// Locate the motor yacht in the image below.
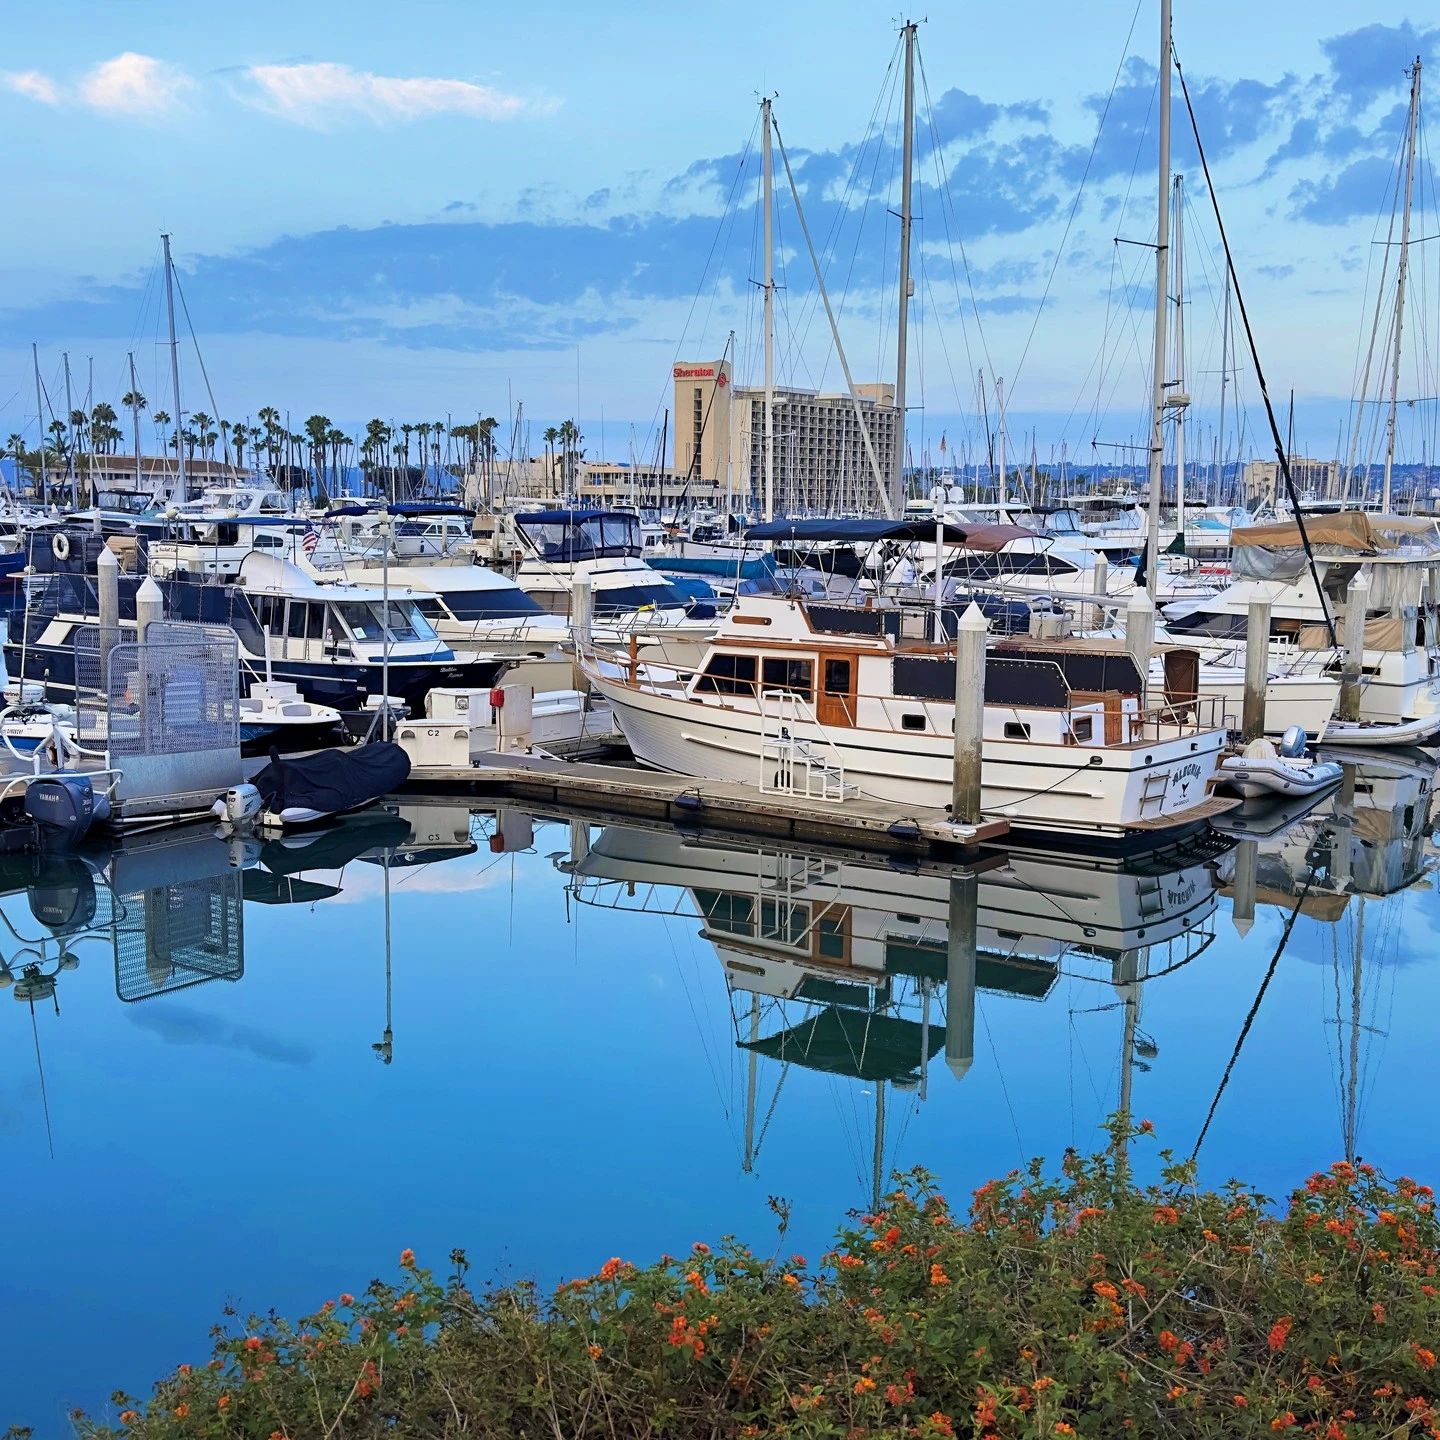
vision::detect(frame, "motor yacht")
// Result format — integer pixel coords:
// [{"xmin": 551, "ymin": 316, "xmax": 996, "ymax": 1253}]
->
[{"xmin": 582, "ymin": 593, "xmax": 1231, "ymax": 843}]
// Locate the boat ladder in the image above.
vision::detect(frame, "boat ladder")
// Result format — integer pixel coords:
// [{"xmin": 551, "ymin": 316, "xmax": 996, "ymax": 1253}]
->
[{"xmin": 760, "ymin": 691, "xmax": 856, "ymax": 804}]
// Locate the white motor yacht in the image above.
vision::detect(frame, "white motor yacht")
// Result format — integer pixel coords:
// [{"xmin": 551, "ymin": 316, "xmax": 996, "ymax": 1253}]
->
[{"xmin": 582, "ymin": 594, "xmax": 1231, "ymax": 842}]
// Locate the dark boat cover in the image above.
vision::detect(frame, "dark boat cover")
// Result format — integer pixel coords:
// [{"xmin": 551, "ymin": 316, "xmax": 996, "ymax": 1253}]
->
[{"xmin": 251, "ymin": 742, "xmax": 411, "ymax": 821}]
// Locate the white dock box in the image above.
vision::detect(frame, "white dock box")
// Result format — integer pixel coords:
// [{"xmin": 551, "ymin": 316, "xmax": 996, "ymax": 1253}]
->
[{"xmin": 428, "ymin": 688, "xmax": 497, "ymax": 725}]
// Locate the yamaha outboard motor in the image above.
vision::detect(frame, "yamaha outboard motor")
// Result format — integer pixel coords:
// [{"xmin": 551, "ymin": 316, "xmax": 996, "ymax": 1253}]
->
[{"xmin": 24, "ymin": 775, "xmax": 105, "ymax": 848}]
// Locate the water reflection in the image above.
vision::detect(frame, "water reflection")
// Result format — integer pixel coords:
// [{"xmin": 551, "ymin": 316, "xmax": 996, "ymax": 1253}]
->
[{"xmin": 1, "ymin": 752, "xmax": 1437, "ymax": 1436}]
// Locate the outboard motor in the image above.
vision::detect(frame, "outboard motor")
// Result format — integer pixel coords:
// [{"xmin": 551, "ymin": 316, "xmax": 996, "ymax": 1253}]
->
[
  {"xmin": 24, "ymin": 775, "xmax": 103, "ymax": 848},
  {"xmin": 1278, "ymin": 725, "xmax": 1309, "ymax": 759},
  {"xmin": 27, "ymin": 853, "xmax": 98, "ymax": 935}
]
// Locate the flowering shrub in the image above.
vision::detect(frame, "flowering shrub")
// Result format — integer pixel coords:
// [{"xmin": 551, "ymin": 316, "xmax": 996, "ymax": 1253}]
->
[{"xmin": 70, "ymin": 1122, "xmax": 1439, "ymax": 1438}]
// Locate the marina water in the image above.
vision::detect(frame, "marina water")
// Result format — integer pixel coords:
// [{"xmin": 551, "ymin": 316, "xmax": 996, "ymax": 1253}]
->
[{"xmin": 3, "ymin": 785, "xmax": 1439, "ymax": 1433}]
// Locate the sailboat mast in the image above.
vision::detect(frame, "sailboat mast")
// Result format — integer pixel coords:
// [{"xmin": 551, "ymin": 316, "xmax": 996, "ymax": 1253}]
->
[
  {"xmin": 1173, "ymin": 173, "xmax": 1187, "ymax": 541},
  {"xmin": 63, "ymin": 352, "xmax": 76, "ymax": 509},
  {"xmin": 1382, "ymin": 58, "xmax": 1422, "ymax": 515},
  {"xmin": 1144, "ymin": 0, "xmax": 1173, "ymax": 592},
  {"xmin": 997, "ymin": 377, "xmax": 1007, "ymax": 505},
  {"xmin": 32, "ymin": 343, "xmax": 48, "ymax": 503},
  {"xmin": 129, "ymin": 352, "xmax": 142, "ymax": 494},
  {"xmin": 162, "ymin": 232, "xmax": 187, "ymax": 504},
  {"xmin": 893, "ymin": 21, "xmax": 917, "ymax": 517},
  {"xmin": 762, "ymin": 97, "xmax": 776, "ymax": 523},
  {"xmin": 1218, "ymin": 275, "xmax": 1230, "ymax": 503}
]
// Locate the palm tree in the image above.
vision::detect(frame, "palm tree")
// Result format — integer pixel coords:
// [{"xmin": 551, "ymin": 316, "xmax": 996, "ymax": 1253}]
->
[
  {"xmin": 257, "ymin": 406, "xmax": 281, "ymax": 477},
  {"xmin": 542, "ymin": 426, "xmax": 559, "ymax": 495}
]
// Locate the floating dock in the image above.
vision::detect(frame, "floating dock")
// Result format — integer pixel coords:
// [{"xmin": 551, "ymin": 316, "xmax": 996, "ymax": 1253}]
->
[{"xmin": 405, "ymin": 751, "xmax": 1011, "ymax": 853}]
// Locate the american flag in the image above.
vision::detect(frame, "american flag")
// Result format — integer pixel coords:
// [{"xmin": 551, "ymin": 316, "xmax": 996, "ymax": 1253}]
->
[{"xmin": 301, "ymin": 526, "xmax": 320, "ymax": 554}]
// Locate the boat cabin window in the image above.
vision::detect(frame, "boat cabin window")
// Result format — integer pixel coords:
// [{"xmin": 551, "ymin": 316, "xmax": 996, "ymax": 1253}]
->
[
  {"xmin": 823, "ymin": 658, "xmax": 852, "ymax": 696},
  {"xmin": 1003, "ymin": 721, "xmax": 1032, "ymax": 741},
  {"xmin": 696, "ymin": 652, "xmax": 757, "ymax": 694},
  {"xmin": 429, "ymin": 587, "xmax": 543, "ymax": 621},
  {"xmin": 253, "ymin": 532, "xmax": 286, "ymax": 550},
  {"xmin": 593, "ymin": 581, "xmax": 684, "ymax": 614},
  {"xmin": 762, "ymin": 657, "xmax": 814, "ymax": 698},
  {"xmin": 252, "ymin": 594, "xmax": 284, "ymax": 634},
  {"xmin": 901, "ymin": 713, "xmax": 927, "ymax": 731},
  {"xmin": 286, "ymin": 600, "xmax": 328, "ymax": 641},
  {"xmin": 1071, "ymin": 717, "xmax": 1093, "ymax": 742},
  {"xmin": 336, "ymin": 600, "xmax": 438, "ymax": 644}
]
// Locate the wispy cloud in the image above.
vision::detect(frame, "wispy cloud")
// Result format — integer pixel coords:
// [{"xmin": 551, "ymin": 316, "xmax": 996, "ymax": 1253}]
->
[
  {"xmin": 2, "ymin": 70, "xmax": 59, "ymax": 105},
  {"xmin": 237, "ymin": 62, "xmax": 546, "ymax": 129},
  {"xmin": 2, "ymin": 52, "xmax": 192, "ymax": 117}
]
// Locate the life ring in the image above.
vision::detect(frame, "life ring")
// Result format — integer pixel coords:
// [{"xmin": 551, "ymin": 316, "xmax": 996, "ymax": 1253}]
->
[{"xmin": 51, "ymin": 532, "xmax": 70, "ymax": 561}]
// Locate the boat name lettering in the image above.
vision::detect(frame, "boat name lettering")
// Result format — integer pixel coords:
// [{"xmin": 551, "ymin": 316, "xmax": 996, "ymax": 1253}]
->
[{"xmin": 1170, "ymin": 762, "xmax": 1203, "ymax": 785}]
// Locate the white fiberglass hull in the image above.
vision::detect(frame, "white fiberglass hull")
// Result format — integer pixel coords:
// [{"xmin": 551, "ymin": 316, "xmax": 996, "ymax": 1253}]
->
[{"xmin": 590, "ymin": 673, "xmax": 1225, "ymax": 839}]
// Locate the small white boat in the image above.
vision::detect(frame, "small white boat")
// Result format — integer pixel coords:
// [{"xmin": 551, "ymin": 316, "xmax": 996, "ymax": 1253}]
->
[
  {"xmin": 1218, "ymin": 737, "xmax": 1343, "ymax": 799},
  {"xmin": 239, "ymin": 682, "xmax": 343, "ymax": 743},
  {"xmin": 1320, "ymin": 715, "xmax": 1440, "ymax": 747}
]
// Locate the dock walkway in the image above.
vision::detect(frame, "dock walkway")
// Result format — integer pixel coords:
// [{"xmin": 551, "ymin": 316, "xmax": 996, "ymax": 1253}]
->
[{"xmin": 406, "ymin": 752, "xmax": 1010, "ymax": 853}]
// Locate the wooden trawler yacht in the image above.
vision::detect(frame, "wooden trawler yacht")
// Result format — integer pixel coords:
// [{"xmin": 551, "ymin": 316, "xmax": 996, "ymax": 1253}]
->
[
  {"xmin": 582, "ymin": 593, "xmax": 1233, "ymax": 842},
  {"xmin": 1159, "ymin": 512, "xmax": 1440, "ymax": 745}
]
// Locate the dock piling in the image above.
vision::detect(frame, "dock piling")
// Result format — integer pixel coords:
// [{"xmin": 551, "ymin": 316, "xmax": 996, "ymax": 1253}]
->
[
  {"xmin": 1339, "ymin": 570, "xmax": 1370, "ymax": 722},
  {"xmin": 572, "ymin": 572, "xmax": 594, "ymax": 652},
  {"xmin": 1231, "ymin": 838, "xmax": 1257, "ymax": 936},
  {"xmin": 951, "ymin": 603, "xmax": 986, "ymax": 826},
  {"xmin": 1242, "ymin": 597, "xmax": 1270, "ymax": 741},
  {"xmin": 1124, "ymin": 589, "xmax": 1155, "ymax": 688},
  {"xmin": 136, "ymin": 576, "xmax": 164, "ymax": 643},
  {"xmin": 97, "ymin": 546, "xmax": 119, "ymax": 684},
  {"xmin": 945, "ymin": 870, "xmax": 977, "ymax": 1080},
  {"xmin": 1091, "ymin": 553, "xmax": 1108, "ymax": 631}
]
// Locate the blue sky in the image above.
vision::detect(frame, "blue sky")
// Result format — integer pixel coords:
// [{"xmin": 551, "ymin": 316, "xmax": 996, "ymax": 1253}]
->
[{"xmin": 1, "ymin": 1, "xmax": 1437, "ymax": 472}]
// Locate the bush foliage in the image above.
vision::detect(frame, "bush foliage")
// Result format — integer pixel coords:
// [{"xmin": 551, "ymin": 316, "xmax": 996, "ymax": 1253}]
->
[{"xmin": 69, "ymin": 1122, "xmax": 1440, "ymax": 1438}]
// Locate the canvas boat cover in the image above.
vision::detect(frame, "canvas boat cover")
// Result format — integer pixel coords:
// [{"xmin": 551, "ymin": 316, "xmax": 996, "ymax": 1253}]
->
[
  {"xmin": 744, "ymin": 517, "xmax": 1033, "ymax": 549},
  {"xmin": 250, "ymin": 743, "xmax": 412, "ymax": 825},
  {"xmin": 1232, "ymin": 512, "xmax": 1439, "ymax": 553}
]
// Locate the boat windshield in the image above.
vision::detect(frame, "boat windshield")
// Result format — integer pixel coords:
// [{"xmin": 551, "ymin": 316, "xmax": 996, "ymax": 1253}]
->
[
  {"xmin": 335, "ymin": 599, "xmax": 437, "ymax": 644},
  {"xmin": 515, "ymin": 512, "xmax": 641, "ymax": 561}
]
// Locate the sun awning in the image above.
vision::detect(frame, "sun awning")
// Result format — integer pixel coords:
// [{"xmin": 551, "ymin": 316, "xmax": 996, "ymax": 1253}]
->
[
  {"xmin": 745, "ymin": 517, "xmax": 1032, "ymax": 548},
  {"xmin": 1233, "ymin": 512, "xmax": 1439, "ymax": 552}
]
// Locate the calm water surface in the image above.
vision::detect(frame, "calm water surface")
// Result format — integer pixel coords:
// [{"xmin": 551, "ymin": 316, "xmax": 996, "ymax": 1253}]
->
[{"xmin": 3, "ymin": 757, "xmax": 1439, "ymax": 1433}]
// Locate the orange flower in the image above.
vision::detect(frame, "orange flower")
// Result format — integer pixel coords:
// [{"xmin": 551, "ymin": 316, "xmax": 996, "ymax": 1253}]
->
[
  {"xmin": 217, "ymin": 1396, "xmax": 230, "ymax": 1411},
  {"xmin": 1372, "ymin": 1302, "xmax": 1386, "ymax": 1323},
  {"xmin": 1166, "ymin": 1386, "xmax": 1187, "ymax": 1400},
  {"xmin": 599, "ymin": 1257, "xmax": 623, "ymax": 1281},
  {"xmin": 244, "ymin": 1336, "xmax": 262, "ymax": 1352},
  {"xmin": 340, "ymin": 1292, "xmax": 354, "ymax": 1305},
  {"xmin": 587, "ymin": 1344, "xmax": 603, "ymax": 1359},
  {"xmin": 783, "ymin": 1274, "xmax": 801, "ymax": 1287},
  {"xmin": 692, "ymin": 1242, "xmax": 710, "ymax": 1254},
  {"xmin": 854, "ymin": 1376, "xmax": 877, "ymax": 1394},
  {"xmin": 1153, "ymin": 1206, "xmax": 1179, "ymax": 1225},
  {"xmin": 1121, "ymin": 1278, "xmax": 1146, "ymax": 1297},
  {"xmin": 1414, "ymin": 1345, "xmax": 1437, "ymax": 1370},
  {"xmin": 1158, "ymin": 1330, "xmax": 1181, "ymax": 1353},
  {"xmin": 887, "ymin": 1382, "xmax": 915, "ymax": 1406},
  {"xmin": 838, "ymin": 1255, "xmax": 864, "ymax": 1268},
  {"xmin": 1270, "ymin": 1413, "xmax": 1296, "ymax": 1431},
  {"xmin": 399, "ymin": 1248, "xmax": 416, "ymax": 1267},
  {"xmin": 686, "ymin": 1271, "xmax": 710, "ymax": 1295},
  {"xmin": 929, "ymin": 1263, "xmax": 951, "ymax": 1286},
  {"xmin": 1055, "ymin": 1426, "xmax": 1076, "ymax": 1436},
  {"xmin": 1324, "ymin": 1423, "xmax": 1346, "ymax": 1440},
  {"xmin": 1202, "ymin": 1229, "xmax": 1220, "ymax": 1242},
  {"xmin": 1234, "ymin": 1396, "xmax": 1249, "ymax": 1407},
  {"xmin": 119, "ymin": 1415, "xmax": 139, "ymax": 1427},
  {"xmin": 1092, "ymin": 1280, "xmax": 1119, "ymax": 1300},
  {"xmin": 174, "ymin": 1404, "xmax": 189, "ymax": 1419},
  {"xmin": 928, "ymin": 1414, "xmax": 955, "ymax": 1437},
  {"xmin": 1268, "ymin": 1318, "xmax": 1292, "ymax": 1352},
  {"xmin": 1306, "ymin": 1273, "xmax": 1324, "ymax": 1285},
  {"xmin": 1138, "ymin": 1119, "xmax": 1154, "ymax": 1133}
]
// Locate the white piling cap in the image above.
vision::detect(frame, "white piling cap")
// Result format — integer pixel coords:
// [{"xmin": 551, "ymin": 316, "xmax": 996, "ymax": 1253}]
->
[
  {"xmin": 136, "ymin": 576, "xmax": 163, "ymax": 601},
  {"xmin": 96, "ymin": 546, "xmax": 119, "ymax": 570},
  {"xmin": 1126, "ymin": 588, "xmax": 1155, "ymax": 613},
  {"xmin": 958, "ymin": 602, "xmax": 988, "ymax": 632},
  {"xmin": 1231, "ymin": 912, "xmax": 1254, "ymax": 938},
  {"xmin": 946, "ymin": 1054, "xmax": 973, "ymax": 1082},
  {"xmin": 1346, "ymin": 569, "xmax": 1371, "ymax": 592}
]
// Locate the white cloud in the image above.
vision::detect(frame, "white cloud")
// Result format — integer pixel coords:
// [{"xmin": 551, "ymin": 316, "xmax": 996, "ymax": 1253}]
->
[
  {"xmin": 2, "ymin": 70, "xmax": 60, "ymax": 105},
  {"xmin": 2, "ymin": 53, "xmax": 191, "ymax": 118},
  {"xmin": 239, "ymin": 62, "xmax": 542, "ymax": 128},
  {"xmin": 78, "ymin": 52, "xmax": 192, "ymax": 115}
]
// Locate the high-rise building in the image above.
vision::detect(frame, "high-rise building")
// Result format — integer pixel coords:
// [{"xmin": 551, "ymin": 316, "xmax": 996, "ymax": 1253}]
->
[{"xmin": 672, "ymin": 360, "xmax": 898, "ymax": 513}]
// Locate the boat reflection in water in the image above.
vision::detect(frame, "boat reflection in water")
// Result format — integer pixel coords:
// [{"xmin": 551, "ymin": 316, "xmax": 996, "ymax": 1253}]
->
[
  {"xmin": 1213, "ymin": 746, "xmax": 1439, "ymax": 1164},
  {"xmin": 560, "ymin": 822, "xmax": 1229, "ymax": 1204}
]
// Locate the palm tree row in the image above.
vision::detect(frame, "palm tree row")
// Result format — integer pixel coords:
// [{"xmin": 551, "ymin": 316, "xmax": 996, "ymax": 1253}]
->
[{"xmin": 2, "ymin": 397, "xmax": 565, "ymax": 506}]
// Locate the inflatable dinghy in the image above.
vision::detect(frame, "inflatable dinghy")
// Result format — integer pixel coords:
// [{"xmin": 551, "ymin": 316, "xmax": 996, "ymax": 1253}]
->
[{"xmin": 1218, "ymin": 733, "xmax": 1343, "ymax": 800}]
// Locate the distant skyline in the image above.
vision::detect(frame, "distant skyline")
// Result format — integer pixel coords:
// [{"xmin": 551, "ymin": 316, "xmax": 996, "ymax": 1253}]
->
[{"xmin": 2, "ymin": 1, "xmax": 1437, "ymax": 478}]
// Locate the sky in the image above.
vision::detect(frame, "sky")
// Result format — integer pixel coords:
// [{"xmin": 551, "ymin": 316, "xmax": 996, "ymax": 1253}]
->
[{"xmin": 1, "ymin": 0, "xmax": 1438, "ymax": 475}]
